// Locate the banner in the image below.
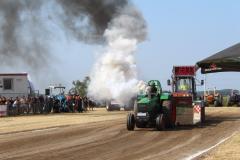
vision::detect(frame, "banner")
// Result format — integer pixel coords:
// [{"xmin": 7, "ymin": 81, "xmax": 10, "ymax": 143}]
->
[{"xmin": 0, "ymin": 105, "xmax": 7, "ymax": 117}]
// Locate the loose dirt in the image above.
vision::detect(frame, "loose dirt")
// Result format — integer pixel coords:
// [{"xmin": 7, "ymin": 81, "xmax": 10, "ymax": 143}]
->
[
  {"xmin": 0, "ymin": 108, "xmax": 124, "ymax": 134},
  {"xmin": 0, "ymin": 107, "xmax": 240, "ymax": 160}
]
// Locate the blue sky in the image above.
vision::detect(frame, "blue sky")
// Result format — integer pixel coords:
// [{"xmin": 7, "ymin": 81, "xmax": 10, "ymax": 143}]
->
[
  {"xmin": 132, "ymin": 0, "xmax": 240, "ymax": 90},
  {"xmin": 32, "ymin": 1, "xmax": 240, "ymax": 92}
]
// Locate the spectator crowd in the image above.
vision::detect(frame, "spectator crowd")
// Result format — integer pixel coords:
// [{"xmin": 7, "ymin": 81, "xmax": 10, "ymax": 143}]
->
[{"xmin": 0, "ymin": 95, "xmax": 95, "ymax": 116}]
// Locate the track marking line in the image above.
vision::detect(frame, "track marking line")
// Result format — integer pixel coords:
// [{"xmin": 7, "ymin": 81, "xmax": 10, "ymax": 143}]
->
[
  {"xmin": 184, "ymin": 131, "xmax": 238, "ymax": 160},
  {"xmin": 29, "ymin": 127, "xmax": 59, "ymax": 133}
]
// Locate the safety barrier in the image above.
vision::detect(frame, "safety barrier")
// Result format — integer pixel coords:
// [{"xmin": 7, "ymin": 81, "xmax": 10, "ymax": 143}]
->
[{"xmin": 0, "ymin": 105, "xmax": 7, "ymax": 117}]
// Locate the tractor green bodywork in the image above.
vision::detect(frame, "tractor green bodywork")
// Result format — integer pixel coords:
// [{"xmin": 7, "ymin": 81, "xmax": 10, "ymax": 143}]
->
[{"xmin": 134, "ymin": 80, "xmax": 172, "ymax": 127}]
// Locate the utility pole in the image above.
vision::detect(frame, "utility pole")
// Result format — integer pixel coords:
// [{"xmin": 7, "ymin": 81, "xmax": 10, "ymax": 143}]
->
[{"xmin": 204, "ymin": 74, "xmax": 207, "ymax": 101}]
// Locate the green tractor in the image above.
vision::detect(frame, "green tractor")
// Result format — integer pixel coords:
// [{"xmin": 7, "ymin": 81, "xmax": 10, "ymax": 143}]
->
[{"xmin": 127, "ymin": 80, "xmax": 175, "ymax": 131}]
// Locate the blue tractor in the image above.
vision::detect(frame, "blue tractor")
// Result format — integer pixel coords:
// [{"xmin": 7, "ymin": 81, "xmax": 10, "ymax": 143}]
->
[{"xmin": 46, "ymin": 85, "xmax": 67, "ymax": 113}]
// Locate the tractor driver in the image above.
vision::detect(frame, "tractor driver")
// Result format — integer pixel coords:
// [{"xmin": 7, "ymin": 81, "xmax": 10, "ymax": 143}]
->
[
  {"xmin": 150, "ymin": 82, "xmax": 157, "ymax": 95},
  {"xmin": 179, "ymin": 79, "xmax": 190, "ymax": 91}
]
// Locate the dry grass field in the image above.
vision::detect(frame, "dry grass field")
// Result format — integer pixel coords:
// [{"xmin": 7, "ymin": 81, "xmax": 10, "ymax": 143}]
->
[{"xmin": 0, "ymin": 108, "xmax": 126, "ymax": 134}]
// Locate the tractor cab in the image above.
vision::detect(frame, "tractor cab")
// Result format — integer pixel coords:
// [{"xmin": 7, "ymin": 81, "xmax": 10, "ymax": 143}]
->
[
  {"xmin": 175, "ymin": 77, "xmax": 194, "ymax": 93},
  {"xmin": 168, "ymin": 66, "xmax": 205, "ymax": 125},
  {"xmin": 169, "ymin": 66, "xmax": 197, "ymax": 99}
]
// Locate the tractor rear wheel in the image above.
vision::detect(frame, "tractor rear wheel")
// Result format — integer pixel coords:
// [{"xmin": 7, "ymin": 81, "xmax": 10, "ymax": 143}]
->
[
  {"xmin": 156, "ymin": 114, "xmax": 166, "ymax": 131},
  {"xmin": 204, "ymin": 101, "xmax": 209, "ymax": 107},
  {"xmin": 127, "ymin": 113, "xmax": 135, "ymax": 131},
  {"xmin": 162, "ymin": 100, "xmax": 173, "ymax": 128},
  {"xmin": 214, "ymin": 100, "xmax": 219, "ymax": 107}
]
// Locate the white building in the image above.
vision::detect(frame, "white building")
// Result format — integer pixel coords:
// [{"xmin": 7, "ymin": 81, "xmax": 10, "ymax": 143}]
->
[{"xmin": 0, "ymin": 73, "xmax": 33, "ymax": 98}]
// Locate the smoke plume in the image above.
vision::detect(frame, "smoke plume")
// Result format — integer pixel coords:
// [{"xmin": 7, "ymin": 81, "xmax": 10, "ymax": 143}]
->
[
  {"xmin": 88, "ymin": 5, "xmax": 147, "ymax": 103},
  {"xmin": 57, "ymin": 0, "xmax": 128, "ymax": 43},
  {"xmin": 0, "ymin": 0, "xmax": 147, "ymax": 99},
  {"xmin": 0, "ymin": 0, "xmax": 134, "ymax": 68},
  {"xmin": 0, "ymin": 0, "xmax": 51, "ymax": 69}
]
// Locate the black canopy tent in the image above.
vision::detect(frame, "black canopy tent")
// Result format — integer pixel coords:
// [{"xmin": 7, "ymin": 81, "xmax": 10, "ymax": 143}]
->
[{"xmin": 197, "ymin": 43, "xmax": 240, "ymax": 74}]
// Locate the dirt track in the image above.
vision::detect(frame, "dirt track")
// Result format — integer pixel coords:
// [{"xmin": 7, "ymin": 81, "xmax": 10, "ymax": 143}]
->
[{"xmin": 0, "ymin": 108, "xmax": 240, "ymax": 160}]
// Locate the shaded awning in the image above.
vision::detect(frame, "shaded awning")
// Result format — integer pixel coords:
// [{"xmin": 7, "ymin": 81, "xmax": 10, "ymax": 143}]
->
[{"xmin": 197, "ymin": 43, "xmax": 240, "ymax": 74}]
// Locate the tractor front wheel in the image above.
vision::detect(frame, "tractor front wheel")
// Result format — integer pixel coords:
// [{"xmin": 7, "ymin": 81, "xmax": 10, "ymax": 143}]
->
[
  {"xmin": 156, "ymin": 114, "xmax": 166, "ymax": 131},
  {"xmin": 133, "ymin": 100, "xmax": 138, "ymax": 116},
  {"xmin": 127, "ymin": 113, "xmax": 135, "ymax": 131}
]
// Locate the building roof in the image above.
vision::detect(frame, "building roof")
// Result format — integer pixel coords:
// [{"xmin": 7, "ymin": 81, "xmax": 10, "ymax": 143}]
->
[
  {"xmin": 0, "ymin": 73, "xmax": 28, "ymax": 76},
  {"xmin": 197, "ymin": 43, "xmax": 240, "ymax": 74}
]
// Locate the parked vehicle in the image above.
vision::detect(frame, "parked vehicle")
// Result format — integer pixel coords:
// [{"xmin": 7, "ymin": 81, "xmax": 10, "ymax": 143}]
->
[
  {"xmin": 226, "ymin": 90, "xmax": 240, "ymax": 106},
  {"xmin": 204, "ymin": 89, "xmax": 223, "ymax": 107}
]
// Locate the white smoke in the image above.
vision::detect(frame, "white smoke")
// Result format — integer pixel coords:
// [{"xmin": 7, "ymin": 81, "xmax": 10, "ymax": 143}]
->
[
  {"xmin": 137, "ymin": 80, "xmax": 149, "ymax": 95},
  {"xmin": 88, "ymin": 5, "xmax": 147, "ymax": 104}
]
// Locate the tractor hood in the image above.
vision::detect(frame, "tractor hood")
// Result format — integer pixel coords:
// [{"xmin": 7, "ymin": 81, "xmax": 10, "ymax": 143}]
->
[
  {"xmin": 137, "ymin": 92, "xmax": 171, "ymax": 104},
  {"xmin": 161, "ymin": 92, "xmax": 171, "ymax": 100},
  {"xmin": 138, "ymin": 97, "xmax": 150, "ymax": 104}
]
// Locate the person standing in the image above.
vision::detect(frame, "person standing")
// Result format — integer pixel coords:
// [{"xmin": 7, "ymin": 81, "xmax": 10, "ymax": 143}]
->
[
  {"xmin": 26, "ymin": 96, "xmax": 31, "ymax": 114},
  {"xmin": 9, "ymin": 97, "xmax": 14, "ymax": 115},
  {"xmin": 20, "ymin": 96, "xmax": 25, "ymax": 114},
  {"xmin": 5, "ymin": 99, "xmax": 12, "ymax": 116},
  {"xmin": 32, "ymin": 96, "xmax": 38, "ymax": 114},
  {"xmin": 69, "ymin": 95, "xmax": 74, "ymax": 113},
  {"xmin": 13, "ymin": 97, "xmax": 20, "ymax": 116},
  {"xmin": 39, "ymin": 95, "xmax": 45, "ymax": 114},
  {"xmin": 76, "ymin": 95, "xmax": 83, "ymax": 113},
  {"xmin": 47, "ymin": 96, "xmax": 54, "ymax": 113}
]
